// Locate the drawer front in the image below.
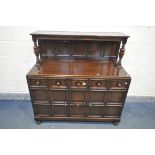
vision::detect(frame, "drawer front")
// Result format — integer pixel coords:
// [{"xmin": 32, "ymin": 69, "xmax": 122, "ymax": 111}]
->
[
  {"xmin": 107, "ymin": 91, "xmax": 126, "ymax": 104},
  {"xmin": 33, "ymin": 104, "xmax": 51, "ymax": 116},
  {"xmin": 70, "ymin": 102, "xmax": 86, "ymax": 116},
  {"xmin": 70, "ymin": 79, "xmax": 88, "ymax": 88},
  {"xmin": 49, "ymin": 79, "xmax": 67, "ymax": 88},
  {"xmin": 31, "ymin": 89, "xmax": 49, "ymax": 102},
  {"xmin": 29, "ymin": 78, "xmax": 47, "ymax": 88},
  {"xmin": 52, "ymin": 103, "xmax": 68, "ymax": 116},
  {"xmin": 110, "ymin": 80, "xmax": 129, "ymax": 90},
  {"xmin": 50, "ymin": 90, "xmax": 67, "ymax": 102},
  {"xmin": 90, "ymin": 80, "xmax": 107, "ymax": 89},
  {"xmin": 88, "ymin": 103, "xmax": 105, "ymax": 116},
  {"xmin": 105, "ymin": 105, "xmax": 123, "ymax": 117}
]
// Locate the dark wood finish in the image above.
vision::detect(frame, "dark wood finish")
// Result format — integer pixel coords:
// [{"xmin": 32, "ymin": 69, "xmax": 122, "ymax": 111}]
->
[
  {"xmin": 26, "ymin": 31, "xmax": 131, "ymax": 125},
  {"xmin": 117, "ymin": 38, "xmax": 127, "ymax": 66},
  {"xmin": 32, "ymin": 36, "xmax": 40, "ymax": 71}
]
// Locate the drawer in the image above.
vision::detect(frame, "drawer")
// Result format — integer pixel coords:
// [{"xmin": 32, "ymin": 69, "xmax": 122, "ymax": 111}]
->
[
  {"xmin": 110, "ymin": 80, "xmax": 129, "ymax": 89},
  {"xmin": 49, "ymin": 79, "xmax": 67, "ymax": 88},
  {"xmin": 29, "ymin": 78, "xmax": 47, "ymax": 88},
  {"xmin": 90, "ymin": 80, "xmax": 107, "ymax": 89},
  {"xmin": 105, "ymin": 105, "xmax": 123, "ymax": 117},
  {"xmin": 70, "ymin": 79, "xmax": 88, "ymax": 88}
]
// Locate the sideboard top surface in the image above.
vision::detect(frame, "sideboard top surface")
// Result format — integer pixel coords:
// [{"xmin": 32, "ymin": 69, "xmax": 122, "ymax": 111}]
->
[{"xmin": 27, "ymin": 60, "xmax": 130, "ymax": 79}]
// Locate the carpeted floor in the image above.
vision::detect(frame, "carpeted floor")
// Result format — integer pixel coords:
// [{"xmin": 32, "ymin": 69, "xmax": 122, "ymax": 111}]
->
[{"xmin": 0, "ymin": 100, "xmax": 155, "ymax": 129}]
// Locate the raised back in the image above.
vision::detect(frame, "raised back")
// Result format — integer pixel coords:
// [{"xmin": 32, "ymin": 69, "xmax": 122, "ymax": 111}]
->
[
  {"xmin": 30, "ymin": 31, "xmax": 129, "ymax": 65},
  {"xmin": 38, "ymin": 40, "xmax": 120, "ymax": 61}
]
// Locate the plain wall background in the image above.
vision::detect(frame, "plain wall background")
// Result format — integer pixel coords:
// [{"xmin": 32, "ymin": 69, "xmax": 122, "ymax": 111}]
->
[
  {"xmin": 0, "ymin": 0, "xmax": 155, "ymax": 154},
  {"xmin": 0, "ymin": 26, "xmax": 155, "ymax": 96}
]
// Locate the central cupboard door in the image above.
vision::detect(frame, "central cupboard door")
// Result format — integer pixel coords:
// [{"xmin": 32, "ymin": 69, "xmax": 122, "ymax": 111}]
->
[
  {"xmin": 70, "ymin": 102, "xmax": 86, "ymax": 116},
  {"xmin": 70, "ymin": 89, "xmax": 87, "ymax": 102},
  {"xmin": 70, "ymin": 89, "xmax": 87, "ymax": 116}
]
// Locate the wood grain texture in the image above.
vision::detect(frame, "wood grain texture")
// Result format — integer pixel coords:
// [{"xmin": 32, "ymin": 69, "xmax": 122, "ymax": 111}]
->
[
  {"xmin": 26, "ymin": 31, "xmax": 131, "ymax": 125},
  {"xmin": 27, "ymin": 60, "xmax": 130, "ymax": 78}
]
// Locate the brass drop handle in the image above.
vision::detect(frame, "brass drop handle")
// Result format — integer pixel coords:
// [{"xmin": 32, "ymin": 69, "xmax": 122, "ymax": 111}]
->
[
  {"xmin": 82, "ymin": 82, "xmax": 87, "ymax": 86},
  {"xmin": 118, "ymin": 83, "xmax": 122, "ymax": 87},
  {"xmin": 36, "ymin": 81, "xmax": 40, "ymax": 85},
  {"xmin": 76, "ymin": 81, "xmax": 81, "ymax": 86},
  {"xmin": 56, "ymin": 81, "xmax": 61, "ymax": 86},
  {"xmin": 125, "ymin": 82, "xmax": 128, "ymax": 85},
  {"xmin": 96, "ymin": 82, "xmax": 101, "ymax": 87}
]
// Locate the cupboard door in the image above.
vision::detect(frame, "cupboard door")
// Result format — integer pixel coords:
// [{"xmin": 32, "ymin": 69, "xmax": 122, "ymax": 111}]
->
[
  {"xmin": 89, "ymin": 91, "xmax": 106, "ymax": 102},
  {"xmin": 105, "ymin": 105, "xmax": 123, "ymax": 117},
  {"xmin": 107, "ymin": 91, "xmax": 126, "ymax": 104},
  {"xmin": 70, "ymin": 103, "xmax": 86, "ymax": 116},
  {"xmin": 70, "ymin": 90, "xmax": 86, "ymax": 102},
  {"xmin": 88, "ymin": 103, "xmax": 105, "ymax": 116},
  {"xmin": 34, "ymin": 104, "xmax": 51, "ymax": 116},
  {"xmin": 50, "ymin": 90, "xmax": 67, "ymax": 102},
  {"xmin": 31, "ymin": 89, "xmax": 48, "ymax": 102},
  {"xmin": 52, "ymin": 103, "xmax": 67, "ymax": 116}
]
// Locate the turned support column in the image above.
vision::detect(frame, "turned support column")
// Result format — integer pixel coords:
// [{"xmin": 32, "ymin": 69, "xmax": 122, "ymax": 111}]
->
[
  {"xmin": 32, "ymin": 36, "xmax": 40, "ymax": 72},
  {"xmin": 117, "ymin": 39, "xmax": 127, "ymax": 66}
]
